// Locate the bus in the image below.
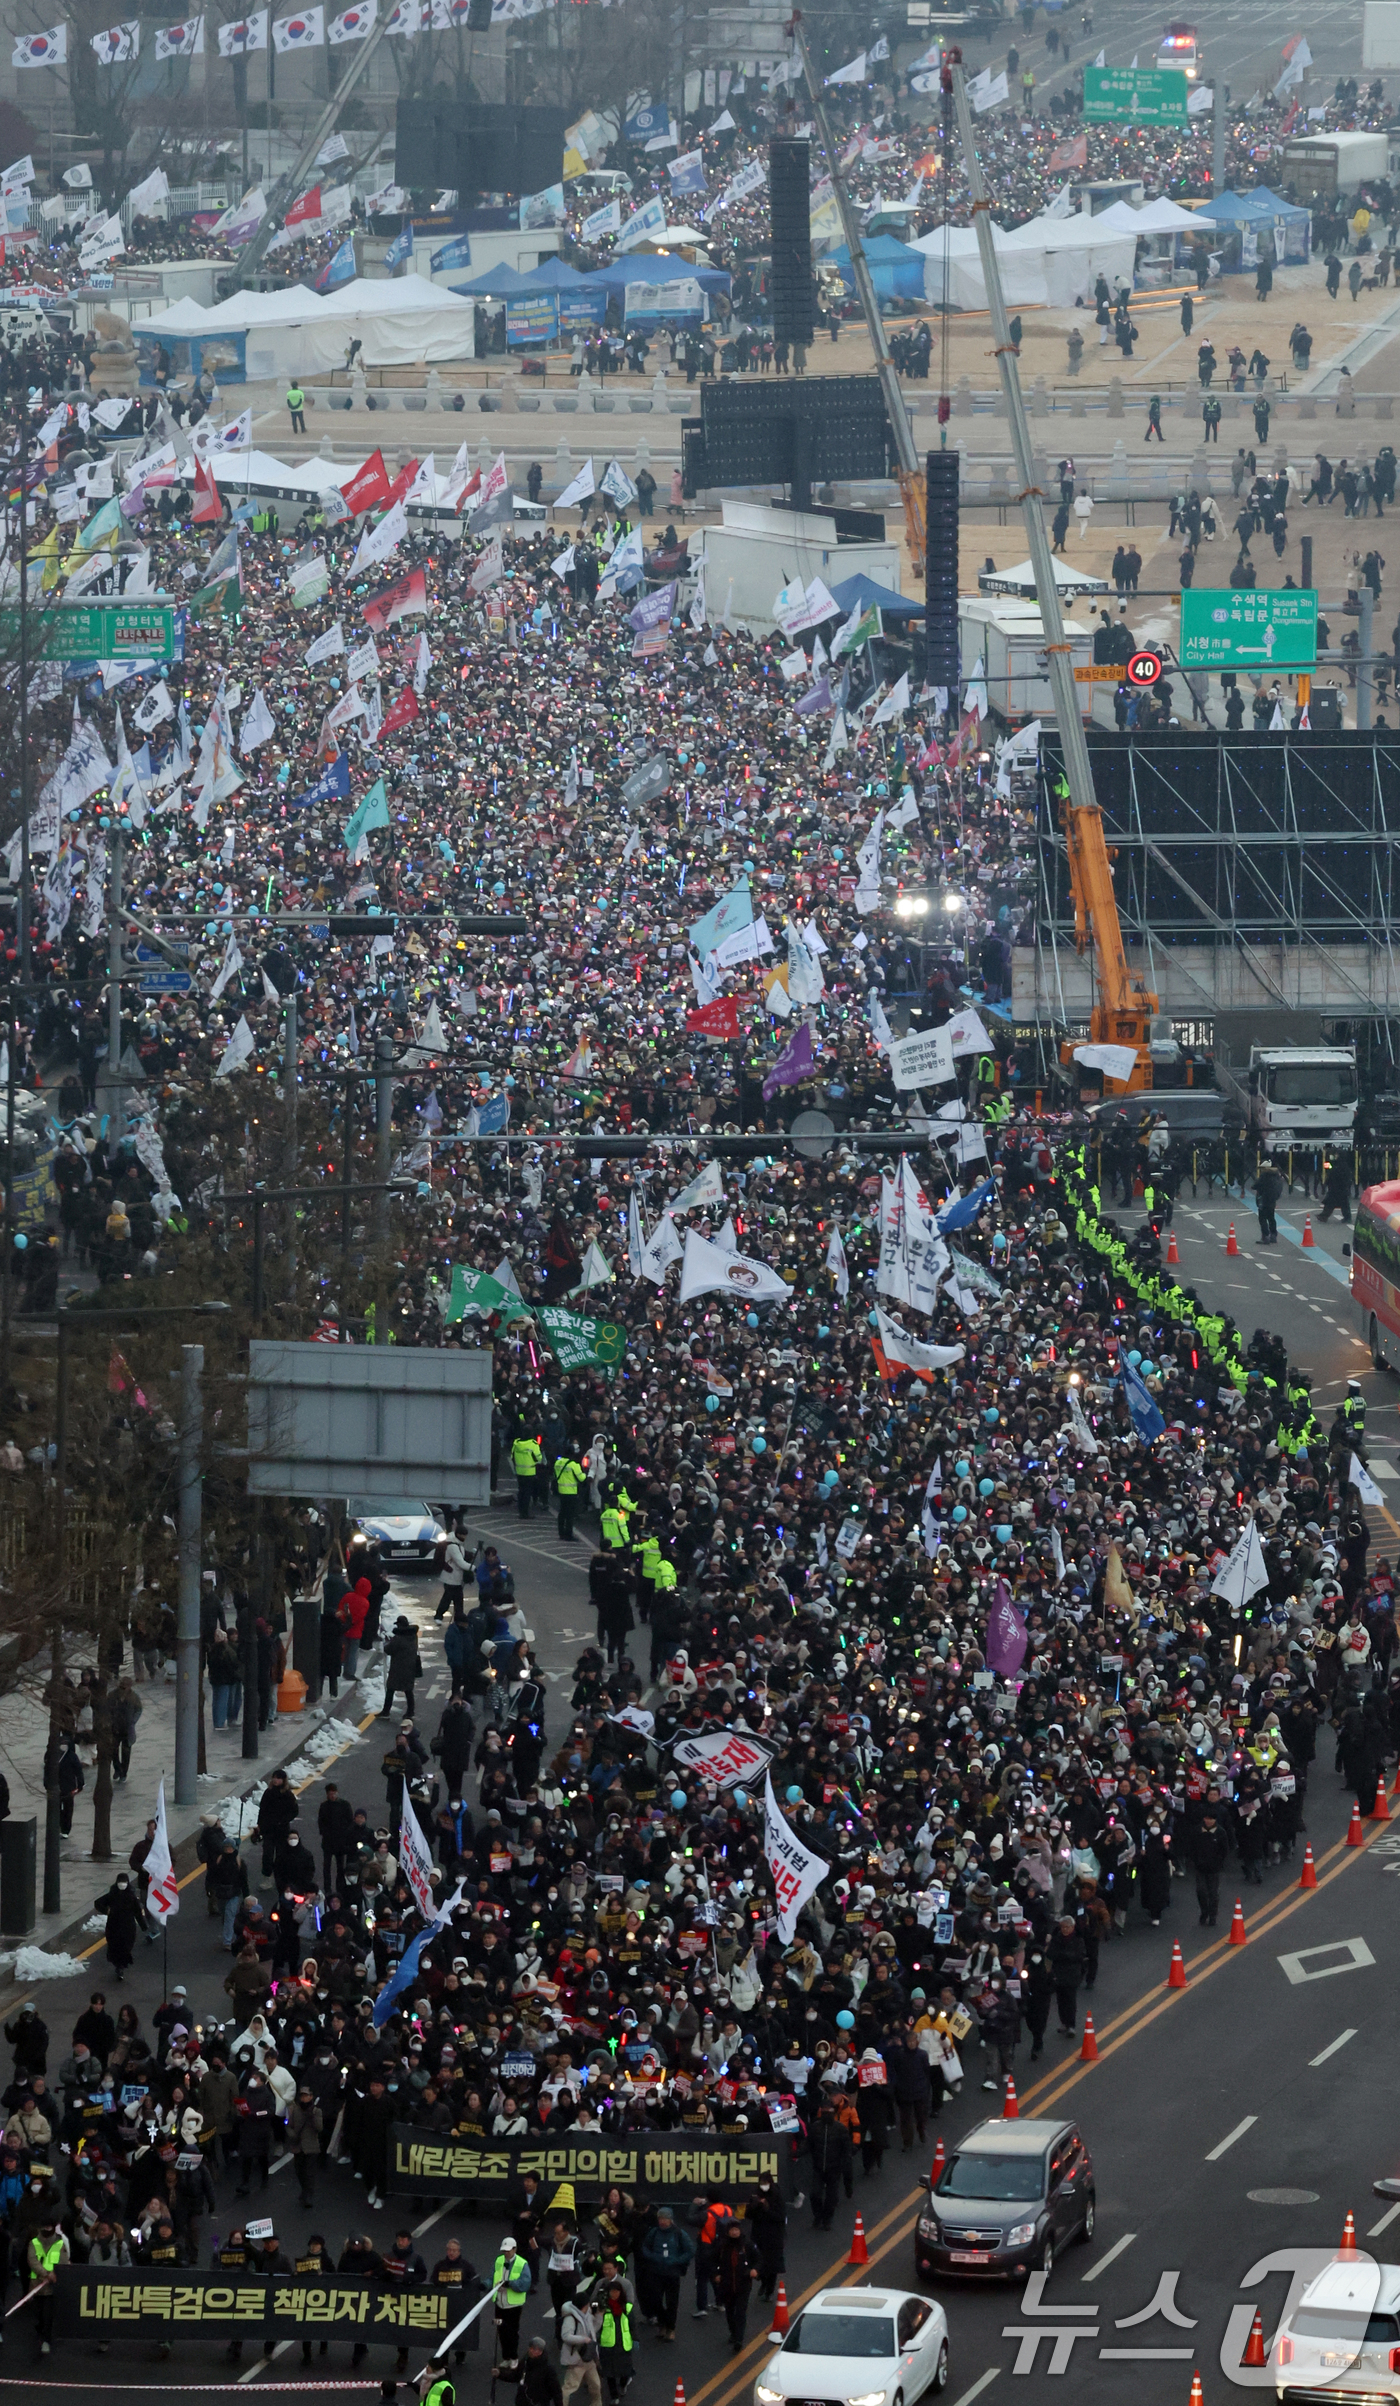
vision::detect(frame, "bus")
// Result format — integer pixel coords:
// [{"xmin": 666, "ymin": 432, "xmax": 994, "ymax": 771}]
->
[{"xmin": 1352, "ymin": 1179, "xmax": 1400, "ymax": 1370}]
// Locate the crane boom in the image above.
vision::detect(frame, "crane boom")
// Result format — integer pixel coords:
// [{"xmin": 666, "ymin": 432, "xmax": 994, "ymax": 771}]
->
[{"xmin": 1058, "ymin": 783, "xmax": 1159, "ymax": 1080}]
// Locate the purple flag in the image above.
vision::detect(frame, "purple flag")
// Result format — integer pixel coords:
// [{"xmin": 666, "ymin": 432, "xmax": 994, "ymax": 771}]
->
[
  {"xmin": 629, "ymin": 580, "xmax": 676, "ymax": 633},
  {"xmin": 762, "ymin": 1019, "xmax": 814, "ymax": 1100},
  {"xmin": 795, "ymin": 672, "xmax": 833, "ymax": 716},
  {"xmin": 985, "ymin": 1578, "xmax": 1028, "ymax": 1678}
]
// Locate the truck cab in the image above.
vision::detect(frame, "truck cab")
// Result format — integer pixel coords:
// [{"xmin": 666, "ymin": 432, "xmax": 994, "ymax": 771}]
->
[
  {"xmin": 1156, "ymin": 20, "xmax": 1202, "ymax": 79},
  {"xmin": 1223, "ymin": 1046, "xmax": 1358, "ymax": 1152}
]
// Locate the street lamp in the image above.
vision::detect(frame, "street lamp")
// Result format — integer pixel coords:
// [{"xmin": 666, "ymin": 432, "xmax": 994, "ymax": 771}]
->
[{"xmin": 47, "ymin": 1299, "xmax": 232, "ymax": 1913}]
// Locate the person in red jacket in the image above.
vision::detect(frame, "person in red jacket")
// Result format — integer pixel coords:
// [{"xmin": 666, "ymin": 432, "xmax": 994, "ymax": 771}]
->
[{"xmin": 341, "ymin": 1580, "xmax": 371, "ymax": 1680}]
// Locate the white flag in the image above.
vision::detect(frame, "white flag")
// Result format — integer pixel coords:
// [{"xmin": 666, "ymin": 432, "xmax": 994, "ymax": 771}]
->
[
  {"xmin": 874, "ymin": 1306, "xmax": 965, "ymax": 1377},
  {"xmin": 240, "ymin": 687, "xmax": 275, "ymax": 752},
  {"xmin": 1350, "ymin": 1454, "xmax": 1385, "ymax": 1508},
  {"xmin": 1210, "ymin": 1518, "xmax": 1270, "ymax": 1606},
  {"xmin": 350, "ymin": 498, "xmax": 407, "ymax": 575},
  {"xmin": 628, "ymin": 1191, "xmax": 646, "ymax": 1278},
  {"xmin": 305, "ymin": 620, "xmax": 345, "ymax": 667},
  {"xmin": 825, "ymin": 1224, "xmax": 849, "ymax": 1299},
  {"xmin": 216, "ymin": 1015, "xmax": 255, "ymax": 1077},
  {"xmin": 398, "ymin": 1796, "xmax": 437, "ymax": 1919},
  {"xmin": 872, "ymin": 672, "xmax": 910, "ymax": 725},
  {"xmin": 639, "ymin": 1211, "xmax": 682, "ymax": 1285},
  {"xmin": 1067, "ymin": 1387, "xmax": 1099, "ymax": 1456},
  {"xmin": 556, "ymin": 458, "xmax": 595, "ymax": 509},
  {"xmin": 134, "ymin": 680, "xmax": 174, "ymax": 733},
  {"xmin": 210, "ymin": 930, "xmax": 245, "ymax": 1000},
  {"xmin": 145, "ymin": 1778, "xmax": 180, "ymax": 1922},
  {"xmin": 762, "ymin": 1772, "xmax": 828, "ymax": 1939},
  {"xmin": 679, "ymin": 1230, "xmax": 791, "ymax": 1305},
  {"xmin": 671, "ymin": 1159, "xmax": 724, "ymax": 1213}
]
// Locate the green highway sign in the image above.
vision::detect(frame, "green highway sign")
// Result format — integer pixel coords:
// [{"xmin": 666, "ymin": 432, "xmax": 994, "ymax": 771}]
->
[
  {"xmin": 1084, "ymin": 64, "xmax": 1189, "ymax": 122},
  {"xmin": 0, "ymin": 602, "xmax": 176, "ymax": 662},
  {"xmin": 1179, "ymin": 588, "xmax": 1319, "ymax": 670}
]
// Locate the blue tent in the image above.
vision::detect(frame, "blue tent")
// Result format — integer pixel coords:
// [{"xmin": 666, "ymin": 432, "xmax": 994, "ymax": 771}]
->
[
  {"xmin": 447, "ymin": 262, "xmax": 534, "ymax": 295},
  {"xmin": 827, "ymin": 232, "xmax": 924, "ymax": 301},
  {"xmin": 1203, "ymin": 186, "xmax": 1310, "ymax": 262},
  {"xmin": 830, "ymin": 571, "xmax": 924, "ymax": 619},
  {"xmin": 587, "ymin": 256, "xmax": 732, "ymax": 298}
]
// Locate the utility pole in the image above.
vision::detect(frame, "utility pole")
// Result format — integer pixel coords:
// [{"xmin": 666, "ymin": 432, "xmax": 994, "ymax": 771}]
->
[
  {"xmin": 1212, "ymin": 83, "xmax": 1226, "ymax": 199},
  {"xmin": 283, "ymin": 991, "xmax": 298, "ymax": 1296},
  {"xmin": 174, "ymin": 1344, "xmax": 203, "ymax": 1810},
  {"xmin": 107, "ymin": 829, "xmax": 124, "ymax": 1091},
  {"xmin": 1359, "ymin": 585, "xmax": 1375, "ymax": 731},
  {"xmin": 947, "ymin": 55, "xmax": 1100, "ymax": 825},
  {"xmin": 374, "ymin": 1032, "xmax": 395, "ymax": 1245}
]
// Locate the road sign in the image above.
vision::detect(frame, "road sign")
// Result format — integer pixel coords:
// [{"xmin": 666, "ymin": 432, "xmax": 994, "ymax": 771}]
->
[
  {"xmin": 1126, "ymin": 650, "xmax": 1163, "ymax": 687},
  {"xmin": 1179, "ymin": 588, "xmax": 1319, "ymax": 670},
  {"xmin": 1073, "ymin": 663, "xmax": 1126, "ymax": 683},
  {"xmin": 138, "ymin": 969, "xmax": 193, "ymax": 995},
  {"xmin": 0, "ymin": 602, "xmax": 177, "ymax": 663},
  {"xmin": 135, "ymin": 940, "xmax": 189, "ymax": 964},
  {"xmin": 1084, "ymin": 64, "xmax": 1189, "ymax": 122}
]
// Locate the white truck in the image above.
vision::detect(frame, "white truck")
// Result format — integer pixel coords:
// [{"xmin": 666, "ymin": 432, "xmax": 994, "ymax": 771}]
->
[{"xmin": 1217, "ymin": 1046, "xmax": 1359, "ymax": 1153}]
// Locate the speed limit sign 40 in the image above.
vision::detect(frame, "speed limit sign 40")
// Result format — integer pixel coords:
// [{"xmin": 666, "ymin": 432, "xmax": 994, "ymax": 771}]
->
[{"xmin": 1126, "ymin": 650, "xmax": 1163, "ymax": 688}]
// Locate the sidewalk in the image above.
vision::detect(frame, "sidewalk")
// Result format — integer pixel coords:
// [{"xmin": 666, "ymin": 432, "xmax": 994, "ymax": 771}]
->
[{"xmin": 0, "ymin": 1633, "xmax": 391, "ymax": 1985}]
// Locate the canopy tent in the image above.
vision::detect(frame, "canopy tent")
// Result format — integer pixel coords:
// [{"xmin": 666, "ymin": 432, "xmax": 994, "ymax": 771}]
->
[
  {"xmin": 173, "ymin": 444, "xmax": 479, "ymax": 520},
  {"xmin": 827, "ymin": 231, "xmax": 926, "ymax": 300},
  {"xmin": 978, "ymin": 557, "xmax": 1108, "ymax": 597},
  {"xmin": 1201, "ymin": 186, "xmax": 1311, "ymax": 262},
  {"xmin": 1094, "ymin": 195, "xmax": 1217, "ymax": 231},
  {"xmin": 446, "ymin": 262, "xmax": 535, "ymax": 295},
  {"xmin": 912, "ymin": 213, "xmax": 1138, "ymax": 309},
  {"xmin": 585, "ymin": 255, "xmax": 732, "ymax": 296},
  {"xmin": 829, "ymin": 570, "xmax": 924, "ymax": 618},
  {"xmin": 134, "ymin": 272, "xmax": 477, "ymax": 378}
]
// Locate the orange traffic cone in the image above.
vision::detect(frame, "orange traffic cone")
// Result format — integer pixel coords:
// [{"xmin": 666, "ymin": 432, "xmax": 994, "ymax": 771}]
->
[
  {"xmin": 1347, "ymin": 1800, "xmax": 1366, "ymax": 1847},
  {"xmin": 1372, "ymin": 1776, "xmax": 1392, "ymax": 1822},
  {"xmin": 1167, "ymin": 1938, "xmax": 1188, "ymax": 1989},
  {"xmin": 1242, "ymin": 2310, "xmax": 1267, "ymax": 2369},
  {"xmin": 930, "ymin": 2137, "xmax": 946, "ymax": 2186},
  {"xmin": 1003, "ymin": 2073, "xmax": 1019, "ymax": 2120},
  {"xmin": 1080, "ymin": 2014, "xmax": 1099, "ymax": 2061},
  {"xmin": 848, "ymin": 2214, "xmax": 869, "ymax": 2266},
  {"xmin": 1300, "ymin": 1842, "xmax": 1318, "ymax": 1888},
  {"xmin": 1188, "ymin": 2376, "xmax": 1205, "ymax": 2406},
  {"xmin": 1341, "ymin": 2210, "xmax": 1358, "ymax": 2255},
  {"xmin": 1228, "ymin": 1898, "xmax": 1247, "ymax": 1946},
  {"xmin": 1303, "ymin": 1215, "xmax": 1315, "ymax": 1246},
  {"xmin": 1166, "ymin": 1229, "xmax": 1179, "ymax": 1264},
  {"xmin": 675, "ymin": 2385, "xmax": 686, "ymax": 2406},
  {"xmin": 1226, "ymin": 1221, "xmax": 1239, "ymax": 1256},
  {"xmin": 770, "ymin": 2281, "xmax": 790, "ymax": 2337}
]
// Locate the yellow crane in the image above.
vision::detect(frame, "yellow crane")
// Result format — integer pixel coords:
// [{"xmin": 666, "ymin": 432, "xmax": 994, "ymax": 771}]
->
[{"xmin": 1052, "ymin": 769, "xmax": 1158, "ymax": 1093}]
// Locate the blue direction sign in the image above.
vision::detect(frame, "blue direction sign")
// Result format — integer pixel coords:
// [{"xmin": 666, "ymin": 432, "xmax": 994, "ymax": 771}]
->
[
  {"xmin": 139, "ymin": 969, "xmax": 193, "ymax": 995},
  {"xmin": 135, "ymin": 940, "xmax": 189, "ymax": 963}
]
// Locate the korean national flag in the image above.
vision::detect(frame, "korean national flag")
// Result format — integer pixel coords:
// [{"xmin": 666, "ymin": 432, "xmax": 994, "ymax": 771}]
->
[
  {"xmin": 14, "ymin": 25, "xmax": 68, "ymax": 65},
  {"xmin": 273, "ymin": 6, "xmax": 325, "ymax": 44}
]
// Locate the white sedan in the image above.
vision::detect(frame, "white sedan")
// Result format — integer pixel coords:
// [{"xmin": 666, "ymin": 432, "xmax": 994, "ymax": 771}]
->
[{"xmin": 756, "ymin": 2288, "xmax": 950, "ymax": 2406}]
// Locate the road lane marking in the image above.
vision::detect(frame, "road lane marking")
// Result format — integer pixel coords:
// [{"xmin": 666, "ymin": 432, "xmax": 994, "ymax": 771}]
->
[
  {"xmin": 1310, "ymin": 2029, "xmax": 1358, "ymax": 2065},
  {"xmin": 1278, "ymin": 1937, "xmax": 1377, "ymax": 1984},
  {"xmin": 1370, "ymin": 2203, "xmax": 1400, "ymax": 2239},
  {"xmin": 1206, "ymin": 2116, "xmax": 1258, "ymax": 2161},
  {"xmin": 949, "ymin": 2377, "xmax": 999, "ymax": 2406},
  {"xmin": 413, "ymin": 2199, "xmax": 455, "ymax": 2237},
  {"xmin": 1082, "ymin": 2233, "xmax": 1137, "ymax": 2282}
]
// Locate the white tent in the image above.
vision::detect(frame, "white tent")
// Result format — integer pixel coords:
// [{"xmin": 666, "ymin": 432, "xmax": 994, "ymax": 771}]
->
[
  {"xmin": 912, "ymin": 212, "xmax": 1139, "ymax": 309},
  {"xmin": 136, "ymin": 272, "xmax": 476, "ymax": 378},
  {"xmin": 978, "ymin": 557, "xmax": 1108, "ymax": 597},
  {"xmin": 1092, "ymin": 196, "xmax": 1217, "ymax": 232}
]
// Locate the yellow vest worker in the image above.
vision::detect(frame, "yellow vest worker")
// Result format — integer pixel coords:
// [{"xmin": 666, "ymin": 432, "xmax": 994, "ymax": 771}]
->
[
  {"xmin": 511, "ymin": 1435, "xmax": 543, "ymax": 1522},
  {"xmin": 554, "ymin": 1453, "xmax": 586, "ymax": 1541}
]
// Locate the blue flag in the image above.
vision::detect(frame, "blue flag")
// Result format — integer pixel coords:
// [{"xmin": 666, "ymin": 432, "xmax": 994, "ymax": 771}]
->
[
  {"xmin": 1119, "ymin": 1356, "xmax": 1165, "ymax": 1443},
  {"xmin": 317, "ymin": 235, "xmax": 356, "ymax": 292},
  {"xmin": 297, "ymin": 752, "xmax": 351, "ymax": 809},
  {"xmin": 372, "ymin": 1880, "xmax": 465, "ymax": 2028},
  {"xmin": 431, "ymin": 233, "xmax": 473, "ymax": 272},
  {"xmin": 384, "ymin": 224, "xmax": 413, "ymax": 270},
  {"xmin": 473, "ymin": 1093, "xmax": 511, "ymax": 1136},
  {"xmin": 936, "ymin": 1176, "xmax": 995, "ymax": 1234},
  {"xmin": 688, "ymin": 883, "xmax": 752, "ymax": 958}
]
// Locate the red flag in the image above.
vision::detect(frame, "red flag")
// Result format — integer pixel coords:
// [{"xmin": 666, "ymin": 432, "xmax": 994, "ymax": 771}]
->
[
  {"xmin": 380, "ymin": 688, "xmax": 420, "ymax": 736},
  {"xmin": 285, "ymin": 183, "xmax": 322, "ymax": 226},
  {"xmin": 191, "ymin": 453, "xmax": 222, "ymax": 524},
  {"xmin": 685, "ymin": 996, "xmax": 741, "ymax": 1039},
  {"xmin": 1049, "ymin": 130, "xmax": 1087, "ymax": 170},
  {"xmin": 340, "ymin": 448, "xmax": 392, "ymax": 516},
  {"xmin": 362, "ymin": 566, "xmax": 429, "ymax": 631},
  {"xmin": 382, "ymin": 456, "xmax": 421, "ymax": 510}
]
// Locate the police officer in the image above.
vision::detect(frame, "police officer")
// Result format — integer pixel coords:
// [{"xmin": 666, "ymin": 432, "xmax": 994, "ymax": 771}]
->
[
  {"xmin": 511, "ymin": 1429, "xmax": 543, "ymax": 1519},
  {"xmin": 1342, "ymin": 1377, "xmax": 1368, "ymax": 1455},
  {"xmin": 554, "ymin": 1449, "xmax": 586, "ymax": 1541}
]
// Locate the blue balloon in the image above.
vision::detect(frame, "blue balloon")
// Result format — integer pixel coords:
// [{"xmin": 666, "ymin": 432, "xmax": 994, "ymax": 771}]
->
[
  {"xmin": 1128, "ymin": 1350, "xmax": 1143, "ymax": 1368},
  {"xmin": 978, "ymin": 1477, "xmax": 995, "ymax": 1498},
  {"xmin": 733, "ymin": 1790, "xmax": 748, "ymax": 1808},
  {"xmin": 868, "ymin": 1310, "xmax": 880, "ymax": 1328},
  {"xmin": 670, "ymin": 1790, "xmax": 687, "ymax": 1810},
  {"xmin": 817, "ymin": 1325, "xmax": 830, "ymax": 1338},
  {"xmin": 822, "ymin": 1468, "xmax": 839, "ymax": 1488},
  {"xmin": 984, "ymin": 1408, "xmax": 999, "ymax": 1425},
  {"xmin": 1141, "ymin": 1361, "xmax": 1154, "ymax": 1376},
  {"xmin": 952, "ymin": 1504, "xmax": 968, "ymax": 1524},
  {"xmin": 13, "ymin": 1233, "xmax": 26, "ymax": 1251},
  {"xmin": 836, "ymin": 2010, "xmax": 855, "ymax": 2030},
  {"xmin": 746, "ymin": 1312, "xmax": 759, "ymax": 1328},
  {"xmin": 706, "ymin": 1394, "xmax": 720, "ymax": 1413},
  {"xmin": 955, "ymin": 1459, "xmax": 971, "ymax": 1478},
  {"xmin": 995, "ymin": 1523, "xmax": 1012, "ymax": 1543},
  {"xmin": 751, "ymin": 1435, "xmax": 767, "ymax": 1453}
]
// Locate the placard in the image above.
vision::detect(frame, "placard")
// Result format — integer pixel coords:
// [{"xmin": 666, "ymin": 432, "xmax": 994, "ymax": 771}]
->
[
  {"xmin": 389, "ymin": 2127, "xmax": 791, "ymax": 2202},
  {"xmin": 56, "ymin": 2269, "xmax": 465, "ymax": 2343}
]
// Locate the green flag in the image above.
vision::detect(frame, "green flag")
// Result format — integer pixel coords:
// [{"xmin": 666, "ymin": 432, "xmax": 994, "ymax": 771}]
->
[
  {"xmin": 833, "ymin": 603, "xmax": 880, "ymax": 658},
  {"xmin": 536, "ymin": 1304, "xmax": 627, "ymax": 1370},
  {"xmin": 70, "ymin": 496, "xmax": 122, "ymax": 558},
  {"xmin": 445, "ymin": 1264, "xmax": 530, "ymax": 1325},
  {"xmin": 344, "ymin": 777, "xmax": 391, "ymax": 853},
  {"xmin": 290, "ymin": 560, "xmax": 331, "ymax": 608}
]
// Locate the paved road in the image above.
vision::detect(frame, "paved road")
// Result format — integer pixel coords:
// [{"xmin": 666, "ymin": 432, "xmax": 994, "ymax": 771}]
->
[
  {"xmin": 950, "ymin": 0, "xmax": 1366, "ymax": 110},
  {"xmin": 11, "ymin": 1204, "xmax": 1399, "ymax": 2402}
]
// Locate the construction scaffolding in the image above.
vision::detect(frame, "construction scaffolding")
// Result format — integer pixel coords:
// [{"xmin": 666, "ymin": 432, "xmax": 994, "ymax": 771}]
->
[{"xmin": 1024, "ymin": 731, "xmax": 1400, "ymax": 1056}]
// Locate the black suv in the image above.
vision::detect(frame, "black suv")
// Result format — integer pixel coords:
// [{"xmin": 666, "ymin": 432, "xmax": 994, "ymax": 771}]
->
[{"xmin": 914, "ymin": 2117, "xmax": 1096, "ymax": 2282}]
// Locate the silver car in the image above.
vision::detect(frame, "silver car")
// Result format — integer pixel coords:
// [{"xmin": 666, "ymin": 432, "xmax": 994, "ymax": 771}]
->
[{"xmin": 1276, "ymin": 2260, "xmax": 1400, "ymax": 2400}]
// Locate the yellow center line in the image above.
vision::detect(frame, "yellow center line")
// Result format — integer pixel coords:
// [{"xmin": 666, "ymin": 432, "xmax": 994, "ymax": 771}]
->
[{"xmin": 686, "ymin": 1820, "xmax": 1390, "ymax": 2406}]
